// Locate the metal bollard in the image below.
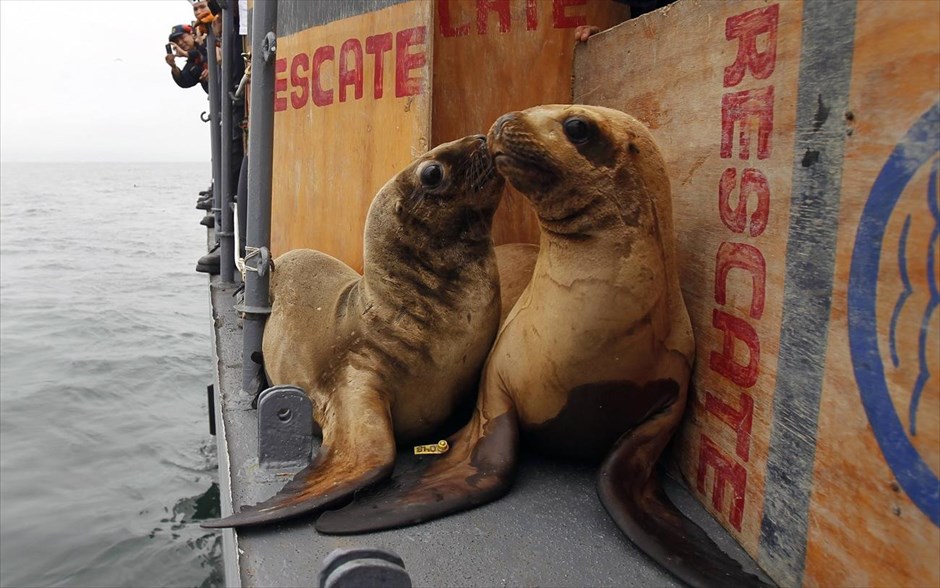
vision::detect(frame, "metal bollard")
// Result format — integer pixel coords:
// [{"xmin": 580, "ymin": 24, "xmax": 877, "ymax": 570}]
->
[
  {"xmin": 319, "ymin": 547, "xmax": 412, "ymax": 588},
  {"xmin": 256, "ymin": 385, "xmax": 313, "ymax": 468}
]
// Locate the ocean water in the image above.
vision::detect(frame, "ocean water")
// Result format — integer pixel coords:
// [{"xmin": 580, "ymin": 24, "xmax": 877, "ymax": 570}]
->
[{"xmin": 0, "ymin": 163, "xmax": 223, "ymax": 588}]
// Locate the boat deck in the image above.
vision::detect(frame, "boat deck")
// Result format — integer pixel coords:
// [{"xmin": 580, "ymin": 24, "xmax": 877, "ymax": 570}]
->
[{"xmin": 208, "ymin": 275, "xmax": 769, "ymax": 588}]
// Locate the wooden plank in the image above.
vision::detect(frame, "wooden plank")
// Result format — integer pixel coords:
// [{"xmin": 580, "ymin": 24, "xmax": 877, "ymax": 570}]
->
[
  {"xmin": 431, "ymin": 0, "xmax": 630, "ymax": 246},
  {"xmin": 268, "ymin": 1, "xmax": 632, "ymax": 266},
  {"xmin": 270, "ymin": 1, "xmax": 432, "ymax": 270},
  {"xmin": 803, "ymin": 2, "xmax": 940, "ymax": 586},
  {"xmin": 575, "ymin": 0, "xmax": 803, "ymax": 575},
  {"xmin": 574, "ymin": 1, "xmax": 940, "ymax": 586}
]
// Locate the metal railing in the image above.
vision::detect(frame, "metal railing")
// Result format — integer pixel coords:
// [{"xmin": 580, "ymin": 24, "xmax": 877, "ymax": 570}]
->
[
  {"xmin": 238, "ymin": 0, "xmax": 277, "ymax": 395},
  {"xmin": 206, "ymin": 25, "xmax": 222, "ymax": 244},
  {"xmin": 218, "ymin": 2, "xmax": 237, "ymax": 283}
]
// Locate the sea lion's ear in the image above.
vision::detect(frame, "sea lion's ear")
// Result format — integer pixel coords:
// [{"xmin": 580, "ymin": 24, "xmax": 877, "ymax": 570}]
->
[
  {"xmin": 627, "ymin": 142, "xmax": 641, "ymax": 155},
  {"xmin": 394, "ymin": 200, "xmax": 404, "ymax": 215}
]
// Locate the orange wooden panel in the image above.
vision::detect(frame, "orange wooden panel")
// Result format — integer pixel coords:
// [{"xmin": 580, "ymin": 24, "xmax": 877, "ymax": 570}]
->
[
  {"xmin": 432, "ymin": 0, "xmax": 630, "ymax": 247},
  {"xmin": 576, "ymin": 0, "xmax": 802, "ymax": 568},
  {"xmin": 270, "ymin": 2, "xmax": 432, "ymax": 271},
  {"xmin": 803, "ymin": 2, "xmax": 940, "ymax": 587},
  {"xmin": 575, "ymin": 0, "xmax": 939, "ymax": 586}
]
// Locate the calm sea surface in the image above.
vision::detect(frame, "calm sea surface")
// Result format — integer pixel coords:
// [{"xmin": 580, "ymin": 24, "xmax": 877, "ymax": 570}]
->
[{"xmin": 0, "ymin": 163, "xmax": 222, "ymax": 587}]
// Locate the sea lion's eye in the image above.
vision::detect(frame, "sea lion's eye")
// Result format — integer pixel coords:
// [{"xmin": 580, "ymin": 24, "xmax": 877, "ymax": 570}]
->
[
  {"xmin": 419, "ymin": 162, "xmax": 444, "ymax": 188},
  {"xmin": 563, "ymin": 117, "xmax": 591, "ymax": 144}
]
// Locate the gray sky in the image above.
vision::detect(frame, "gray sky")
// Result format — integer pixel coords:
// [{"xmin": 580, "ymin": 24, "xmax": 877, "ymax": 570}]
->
[{"xmin": 1, "ymin": 0, "xmax": 213, "ymax": 162}]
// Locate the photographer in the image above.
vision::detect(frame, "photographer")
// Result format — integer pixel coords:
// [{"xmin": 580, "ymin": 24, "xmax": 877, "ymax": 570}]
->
[{"xmin": 164, "ymin": 24, "xmax": 209, "ymax": 93}]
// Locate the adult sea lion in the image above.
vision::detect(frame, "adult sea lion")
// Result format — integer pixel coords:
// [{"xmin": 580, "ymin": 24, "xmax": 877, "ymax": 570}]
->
[
  {"xmin": 494, "ymin": 243, "xmax": 538, "ymax": 324},
  {"xmin": 316, "ymin": 105, "xmax": 771, "ymax": 588},
  {"xmin": 203, "ymin": 134, "xmax": 505, "ymax": 528}
]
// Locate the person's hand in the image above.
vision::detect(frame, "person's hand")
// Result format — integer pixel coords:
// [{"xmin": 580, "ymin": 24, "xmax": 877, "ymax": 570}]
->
[
  {"xmin": 199, "ymin": 68, "xmax": 209, "ymax": 82},
  {"xmin": 165, "ymin": 53, "xmax": 177, "ymax": 67},
  {"xmin": 574, "ymin": 25, "xmax": 600, "ymax": 43}
]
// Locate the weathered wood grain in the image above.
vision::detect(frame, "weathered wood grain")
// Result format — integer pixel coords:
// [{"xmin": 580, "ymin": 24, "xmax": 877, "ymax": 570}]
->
[
  {"xmin": 803, "ymin": 2, "xmax": 940, "ymax": 587},
  {"xmin": 574, "ymin": 1, "xmax": 939, "ymax": 586},
  {"xmin": 269, "ymin": 0, "xmax": 632, "ymax": 266}
]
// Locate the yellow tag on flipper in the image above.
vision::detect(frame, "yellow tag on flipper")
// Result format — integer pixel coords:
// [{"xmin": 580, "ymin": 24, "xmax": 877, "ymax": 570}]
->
[{"xmin": 413, "ymin": 440, "xmax": 449, "ymax": 455}]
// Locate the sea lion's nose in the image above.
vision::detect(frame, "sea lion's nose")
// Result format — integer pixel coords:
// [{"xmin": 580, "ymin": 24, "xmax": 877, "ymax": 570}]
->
[{"xmin": 492, "ymin": 113, "xmax": 517, "ymax": 138}]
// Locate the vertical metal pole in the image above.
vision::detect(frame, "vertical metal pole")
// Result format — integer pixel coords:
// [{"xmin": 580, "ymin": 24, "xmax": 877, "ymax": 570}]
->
[
  {"xmin": 240, "ymin": 0, "xmax": 277, "ymax": 395},
  {"xmin": 207, "ymin": 26, "xmax": 222, "ymax": 239},
  {"xmin": 236, "ymin": 154, "xmax": 248, "ymax": 260},
  {"xmin": 219, "ymin": 4, "xmax": 236, "ymax": 283}
]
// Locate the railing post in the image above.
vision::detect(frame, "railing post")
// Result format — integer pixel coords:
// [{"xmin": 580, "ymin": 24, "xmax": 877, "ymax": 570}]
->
[
  {"xmin": 218, "ymin": 2, "xmax": 236, "ymax": 283},
  {"xmin": 239, "ymin": 0, "xmax": 277, "ymax": 395},
  {"xmin": 206, "ymin": 25, "xmax": 222, "ymax": 236}
]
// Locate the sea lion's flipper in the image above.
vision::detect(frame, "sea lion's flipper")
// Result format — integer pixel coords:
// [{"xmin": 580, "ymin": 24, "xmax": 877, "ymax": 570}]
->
[
  {"xmin": 315, "ymin": 385, "xmax": 518, "ymax": 534},
  {"xmin": 597, "ymin": 403, "xmax": 774, "ymax": 588},
  {"xmin": 201, "ymin": 390, "xmax": 395, "ymax": 529}
]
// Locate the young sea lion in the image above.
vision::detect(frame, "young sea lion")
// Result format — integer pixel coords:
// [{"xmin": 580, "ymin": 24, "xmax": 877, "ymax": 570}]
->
[
  {"xmin": 202, "ymin": 135, "xmax": 504, "ymax": 528},
  {"xmin": 493, "ymin": 243, "xmax": 538, "ymax": 325},
  {"xmin": 316, "ymin": 106, "xmax": 771, "ymax": 588}
]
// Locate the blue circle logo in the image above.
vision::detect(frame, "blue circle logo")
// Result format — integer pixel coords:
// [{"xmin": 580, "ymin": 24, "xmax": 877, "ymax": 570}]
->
[{"xmin": 848, "ymin": 103, "xmax": 939, "ymax": 526}]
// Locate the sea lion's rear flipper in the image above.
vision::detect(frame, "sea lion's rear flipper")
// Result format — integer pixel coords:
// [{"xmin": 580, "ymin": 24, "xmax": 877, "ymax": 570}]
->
[
  {"xmin": 315, "ymin": 385, "xmax": 518, "ymax": 535},
  {"xmin": 597, "ymin": 403, "xmax": 774, "ymax": 588},
  {"xmin": 201, "ymin": 389, "xmax": 395, "ymax": 529}
]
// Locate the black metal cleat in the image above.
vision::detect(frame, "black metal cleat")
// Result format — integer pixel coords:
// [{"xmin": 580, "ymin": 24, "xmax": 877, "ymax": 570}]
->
[{"xmin": 319, "ymin": 548, "xmax": 412, "ymax": 588}]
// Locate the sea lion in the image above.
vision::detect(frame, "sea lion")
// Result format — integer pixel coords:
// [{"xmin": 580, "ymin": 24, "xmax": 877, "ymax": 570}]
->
[
  {"xmin": 494, "ymin": 243, "xmax": 538, "ymax": 324},
  {"xmin": 202, "ymin": 134, "xmax": 505, "ymax": 528},
  {"xmin": 316, "ymin": 105, "xmax": 771, "ymax": 587}
]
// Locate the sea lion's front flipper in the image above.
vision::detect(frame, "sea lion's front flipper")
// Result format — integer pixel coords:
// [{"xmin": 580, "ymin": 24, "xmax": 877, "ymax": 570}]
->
[
  {"xmin": 597, "ymin": 402, "xmax": 774, "ymax": 588},
  {"xmin": 201, "ymin": 389, "xmax": 395, "ymax": 529},
  {"xmin": 315, "ymin": 383, "xmax": 518, "ymax": 534}
]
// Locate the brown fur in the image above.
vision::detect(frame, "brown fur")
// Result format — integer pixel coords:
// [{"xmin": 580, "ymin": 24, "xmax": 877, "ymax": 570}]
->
[
  {"xmin": 494, "ymin": 243, "xmax": 538, "ymax": 325},
  {"xmin": 202, "ymin": 135, "xmax": 505, "ymax": 528},
  {"xmin": 317, "ymin": 106, "xmax": 770, "ymax": 588}
]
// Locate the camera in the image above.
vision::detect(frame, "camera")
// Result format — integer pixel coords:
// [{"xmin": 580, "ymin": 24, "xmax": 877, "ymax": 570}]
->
[{"xmin": 165, "ymin": 43, "xmax": 173, "ymax": 55}]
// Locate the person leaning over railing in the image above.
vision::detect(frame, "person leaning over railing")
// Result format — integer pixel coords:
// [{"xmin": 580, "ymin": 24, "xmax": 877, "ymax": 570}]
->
[
  {"xmin": 165, "ymin": 24, "xmax": 209, "ymax": 93},
  {"xmin": 191, "ymin": 0, "xmax": 224, "ymax": 63},
  {"xmin": 192, "ymin": 0, "xmax": 215, "ymax": 29}
]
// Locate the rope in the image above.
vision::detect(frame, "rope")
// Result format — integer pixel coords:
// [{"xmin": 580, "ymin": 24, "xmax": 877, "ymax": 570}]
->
[
  {"xmin": 237, "ymin": 255, "xmax": 246, "ymax": 281},
  {"xmin": 241, "ymin": 245, "xmax": 262, "ymax": 281}
]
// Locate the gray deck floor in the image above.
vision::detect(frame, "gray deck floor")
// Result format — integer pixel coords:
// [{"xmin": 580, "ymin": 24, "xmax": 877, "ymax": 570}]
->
[{"xmin": 208, "ymin": 276, "xmax": 769, "ymax": 588}]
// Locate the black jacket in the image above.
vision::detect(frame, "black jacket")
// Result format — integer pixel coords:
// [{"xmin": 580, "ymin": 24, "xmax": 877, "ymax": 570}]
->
[{"xmin": 171, "ymin": 43, "xmax": 209, "ymax": 93}]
